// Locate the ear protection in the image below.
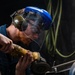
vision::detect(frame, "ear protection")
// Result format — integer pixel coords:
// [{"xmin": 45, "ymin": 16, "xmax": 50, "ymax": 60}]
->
[
  {"xmin": 10, "ymin": 10, "xmax": 28, "ymax": 31},
  {"xmin": 11, "ymin": 6, "xmax": 52, "ymax": 31}
]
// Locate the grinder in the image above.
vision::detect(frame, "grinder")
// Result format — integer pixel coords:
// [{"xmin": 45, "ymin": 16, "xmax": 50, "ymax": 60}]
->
[
  {"xmin": 10, "ymin": 44, "xmax": 51, "ymax": 75},
  {"xmin": 30, "ymin": 57, "xmax": 51, "ymax": 75}
]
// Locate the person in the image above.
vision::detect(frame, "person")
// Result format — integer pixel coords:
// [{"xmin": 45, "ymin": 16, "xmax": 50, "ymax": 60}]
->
[
  {"xmin": 0, "ymin": 6, "xmax": 52, "ymax": 75},
  {"xmin": 0, "ymin": 34, "xmax": 33, "ymax": 75}
]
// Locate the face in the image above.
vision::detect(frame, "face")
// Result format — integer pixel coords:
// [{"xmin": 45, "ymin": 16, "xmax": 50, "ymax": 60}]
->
[
  {"xmin": 20, "ymin": 21, "xmax": 41, "ymax": 45},
  {"xmin": 24, "ymin": 23, "xmax": 39, "ymax": 40}
]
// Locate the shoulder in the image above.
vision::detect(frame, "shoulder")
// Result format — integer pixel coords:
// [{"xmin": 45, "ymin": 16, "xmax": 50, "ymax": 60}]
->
[{"xmin": 0, "ymin": 24, "xmax": 7, "ymax": 36}]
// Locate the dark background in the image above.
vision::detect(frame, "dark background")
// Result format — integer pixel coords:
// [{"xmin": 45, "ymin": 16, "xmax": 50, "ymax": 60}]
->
[{"xmin": 0, "ymin": 0, "xmax": 48, "ymax": 25}]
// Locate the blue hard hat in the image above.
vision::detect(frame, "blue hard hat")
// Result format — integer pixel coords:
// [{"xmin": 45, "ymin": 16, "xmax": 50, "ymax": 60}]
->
[{"xmin": 24, "ymin": 6, "xmax": 52, "ymax": 30}]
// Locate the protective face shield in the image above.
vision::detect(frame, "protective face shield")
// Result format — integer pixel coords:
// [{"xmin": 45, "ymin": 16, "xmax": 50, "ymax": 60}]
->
[
  {"xmin": 22, "ymin": 12, "xmax": 43, "ymax": 34},
  {"xmin": 10, "ymin": 6, "xmax": 52, "ymax": 44},
  {"xmin": 11, "ymin": 6, "xmax": 52, "ymax": 31},
  {"xmin": 24, "ymin": 6, "xmax": 52, "ymax": 30},
  {"xmin": 11, "ymin": 11, "xmax": 43, "ymax": 35}
]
